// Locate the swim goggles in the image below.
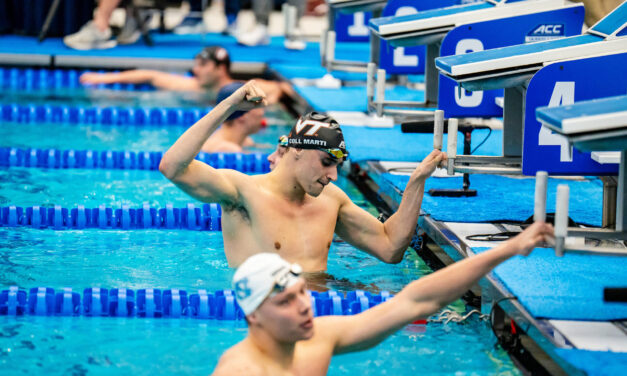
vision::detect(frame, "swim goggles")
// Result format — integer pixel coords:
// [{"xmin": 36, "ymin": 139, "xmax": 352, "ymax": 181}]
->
[
  {"xmin": 267, "ymin": 263, "xmax": 303, "ymax": 298},
  {"xmin": 278, "ymin": 135, "xmax": 288, "ymax": 147},
  {"xmin": 323, "ymin": 148, "xmax": 348, "ymax": 160}
]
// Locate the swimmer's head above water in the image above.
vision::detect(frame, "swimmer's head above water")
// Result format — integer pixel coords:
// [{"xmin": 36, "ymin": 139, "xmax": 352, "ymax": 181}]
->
[
  {"xmin": 275, "ymin": 112, "xmax": 349, "ymax": 197},
  {"xmin": 267, "ymin": 135, "xmax": 288, "ymax": 170},
  {"xmin": 287, "ymin": 112, "xmax": 348, "ymax": 161},
  {"xmin": 193, "ymin": 46, "xmax": 231, "ymax": 88},
  {"xmin": 233, "ymin": 253, "xmax": 313, "ymax": 341}
]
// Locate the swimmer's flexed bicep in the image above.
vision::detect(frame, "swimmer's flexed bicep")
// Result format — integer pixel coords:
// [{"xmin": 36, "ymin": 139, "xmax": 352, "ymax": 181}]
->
[
  {"xmin": 333, "ymin": 188, "xmax": 400, "ymax": 263},
  {"xmin": 167, "ymin": 160, "xmax": 243, "ymax": 204}
]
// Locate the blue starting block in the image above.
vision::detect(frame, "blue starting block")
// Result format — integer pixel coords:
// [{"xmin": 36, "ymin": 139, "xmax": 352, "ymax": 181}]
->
[
  {"xmin": 321, "ymin": 0, "xmax": 388, "ymax": 76},
  {"xmin": 367, "ymin": 0, "xmax": 582, "ymax": 118},
  {"xmin": 376, "ymin": 0, "xmax": 462, "ymax": 78},
  {"xmin": 536, "ymin": 95, "xmax": 627, "ymax": 253},
  {"xmin": 434, "ymin": 2, "xmax": 627, "ymax": 176}
]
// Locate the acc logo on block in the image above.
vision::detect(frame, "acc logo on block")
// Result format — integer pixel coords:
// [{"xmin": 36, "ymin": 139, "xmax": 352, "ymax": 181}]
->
[{"xmin": 526, "ymin": 24, "xmax": 564, "ymax": 42}]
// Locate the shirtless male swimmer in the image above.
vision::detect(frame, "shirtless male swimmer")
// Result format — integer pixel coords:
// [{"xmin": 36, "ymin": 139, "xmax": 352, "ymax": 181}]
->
[
  {"xmin": 212, "ymin": 222, "xmax": 554, "ymax": 375},
  {"xmin": 159, "ymin": 80, "xmax": 446, "ymax": 271}
]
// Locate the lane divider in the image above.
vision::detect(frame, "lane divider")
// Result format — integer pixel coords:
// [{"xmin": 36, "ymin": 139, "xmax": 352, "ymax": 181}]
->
[
  {"xmin": 0, "ymin": 203, "xmax": 222, "ymax": 231},
  {"xmin": 0, "ymin": 148, "xmax": 270, "ymax": 172},
  {"xmin": 1, "ymin": 103, "xmax": 208, "ymax": 126},
  {"xmin": 0, "ymin": 67, "xmax": 155, "ymax": 91},
  {"xmin": 0, "ymin": 287, "xmax": 393, "ymax": 320}
]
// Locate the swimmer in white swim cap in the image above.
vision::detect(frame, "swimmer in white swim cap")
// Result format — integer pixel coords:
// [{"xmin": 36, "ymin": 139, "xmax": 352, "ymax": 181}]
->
[{"xmin": 213, "ymin": 223, "xmax": 553, "ymax": 375}]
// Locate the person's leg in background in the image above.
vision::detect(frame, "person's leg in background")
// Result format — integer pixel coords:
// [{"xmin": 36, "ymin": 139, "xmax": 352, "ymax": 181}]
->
[
  {"xmin": 223, "ymin": 0, "xmax": 241, "ymax": 36},
  {"xmin": 64, "ymin": 0, "xmax": 122, "ymax": 50},
  {"xmin": 576, "ymin": 0, "xmax": 624, "ymax": 27},
  {"xmin": 237, "ymin": 0, "xmax": 271, "ymax": 46},
  {"xmin": 283, "ymin": 0, "xmax": 305, "ymax": 50},
  {"xmin": 174, "ymin": 0, "xmax": 205, "ymax": 34}
]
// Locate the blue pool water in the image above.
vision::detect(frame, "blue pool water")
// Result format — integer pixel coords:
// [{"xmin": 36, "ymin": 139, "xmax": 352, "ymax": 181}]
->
[
  {"xmin": 1, "ymin": 95, "xmax": 522, "ymax": 374},
  {"xmin": 0, "ymin": 314, "xmax": 519, "ymax": 376},
  {"xmin": 0, "ymin": 173, "xmax": 522, "ymax": 375},
  {"xmin": 5, "ymin": 88, "xmax": 213, "ymax": 108},
  {"xmin": 0, "ymin": 226, "xmax": 520, "ymax": 375},
  {"xmin": 0, "ymin": 122, "xmax": 291, "ymax": 152},
  {"xmin": 0, "ymin": 169, "xmax": 191, "ymax": 207}
]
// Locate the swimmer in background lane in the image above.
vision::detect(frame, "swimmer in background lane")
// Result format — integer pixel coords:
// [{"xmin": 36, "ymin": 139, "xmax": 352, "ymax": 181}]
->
[
  {"xmin": 267, "ymin": 135, "xmax": 288, "ymax": 170},
  {"xmin": 212, "ymin": 222, "xmax": 554, "ymax": 376},
  {"xmin": 201, "ymin": 82, "xmax": 265, "ymax": 153},
  {"xmin": 79, "ymin": 46, "xmax": 293, "ymax": 105},
  {"xmin": 160, "ymin": 80, "xmax": 446, "ymax": 272}
]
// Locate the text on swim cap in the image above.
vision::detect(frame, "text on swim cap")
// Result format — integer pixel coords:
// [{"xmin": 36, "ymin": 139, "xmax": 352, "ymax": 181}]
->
[
  {"xmin": 295, "ymin": 119, "xmax": 333, "ymax": 136},
  {"xmin": 289, "ymin": 138, "xmax": 328, "ymax": 147}
]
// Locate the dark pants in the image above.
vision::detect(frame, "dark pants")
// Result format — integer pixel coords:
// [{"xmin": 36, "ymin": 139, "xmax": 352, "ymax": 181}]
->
[{"xmin": 0, "ymin": 0, "xmax": 94, "ymax": 36}]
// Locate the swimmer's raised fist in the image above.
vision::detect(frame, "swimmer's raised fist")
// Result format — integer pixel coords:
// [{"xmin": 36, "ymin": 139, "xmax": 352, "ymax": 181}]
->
[
  {"xmin": 413, "ymin": 149, "xmax": 448, "ymax": 181},
  {"xmin": 224, "ymin": 80, "xmax": 268, "ymax": 111}
]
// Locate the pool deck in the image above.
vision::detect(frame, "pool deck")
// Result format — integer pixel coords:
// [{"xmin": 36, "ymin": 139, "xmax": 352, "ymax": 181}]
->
[{"xmin": 1, "ymin": 31, "xmax": 625, "ymax": 375}]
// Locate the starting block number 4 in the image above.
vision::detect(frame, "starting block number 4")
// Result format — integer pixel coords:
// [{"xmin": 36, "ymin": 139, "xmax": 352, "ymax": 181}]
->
[{"xmin": 538, "ymin": 82, "xmax": 575, "ymax": 162}]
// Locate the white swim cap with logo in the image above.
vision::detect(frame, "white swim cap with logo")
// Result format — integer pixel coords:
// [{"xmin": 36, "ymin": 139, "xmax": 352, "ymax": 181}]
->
[{"xmin": 232, "ymin": 253, "xmax": 303, "ymax": 315}]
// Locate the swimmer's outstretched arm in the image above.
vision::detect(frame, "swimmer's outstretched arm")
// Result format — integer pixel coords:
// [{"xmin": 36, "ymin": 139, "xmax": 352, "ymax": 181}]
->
[
  {"xmin": 80, "ymin": 70, "xmax": 200, "ymax": 91},
  {"xmin": 334, "ymin": 150, "xmax": 445, "ymax": 263},
  {"xmin": 320, "ymin": 222, "xmax": 553, "ymax": 354},
  {"xmin": 159, "ymin": 81, "xmax": 268, "ymax": 203}
]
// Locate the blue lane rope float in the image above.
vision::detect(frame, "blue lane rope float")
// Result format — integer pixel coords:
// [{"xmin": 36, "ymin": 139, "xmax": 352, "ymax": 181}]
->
[
  {"xmin": 0, "ymin": 286, "xmax": 393, "ymax": 320},
  {"xmin": 0, "ymin": 148, "xmax": 270, "ymax": 172},
  {"xmin": 0, "ymin": 67, "xmax": 155, "ymax": 91},
  {"xmin": 0, "ymin": 203, "xmax": 223, "ymax": 231},
  {"xmin": 0, "ymin": 103, "xmax": 209, "ymax": 126}
]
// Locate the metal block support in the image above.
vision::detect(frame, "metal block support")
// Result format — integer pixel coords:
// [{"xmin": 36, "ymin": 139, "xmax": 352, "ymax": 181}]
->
[
  {"xmin": 425, "ymin": 42, "xmax": 441, "ymax": 106},
  {"xmin": 502, "ymin": 86, "xmax": 525, "ymax": 157}
]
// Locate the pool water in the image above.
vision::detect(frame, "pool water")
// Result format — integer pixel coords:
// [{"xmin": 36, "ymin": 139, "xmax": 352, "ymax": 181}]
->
[
  {"xmin": 1, "ymin": 93, "xmax": 522, "ymax": 375},
  {"xmin": 0, "ymin": 169, "xmax": 189, "ymax": 207},
  {"xmin": 0, "ymin": 315, "xmax": 520, "ymax": 376},
  {"xmin": 5, "ymin": 88, "xmax": 214, "ymax": 109},
  {"xmin": 0, "ymin": 121, "xmax": 291, "ymax": 152},
  {"xmin": 0, "ymin": 226, "xmax": 520, "ymax": 375}
]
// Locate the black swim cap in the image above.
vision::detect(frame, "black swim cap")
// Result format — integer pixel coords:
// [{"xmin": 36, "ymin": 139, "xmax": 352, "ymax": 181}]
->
[
  {"xmin": 287, "ymin": 112, "xmax": 348, "ymax": 159},
  {"xmin": 195, "ymin": 46, "xmax": 231, "ymax": 71},
  {"xmin": 216, "ymin": 82, "xmax": 246, "ymax": 121}
]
